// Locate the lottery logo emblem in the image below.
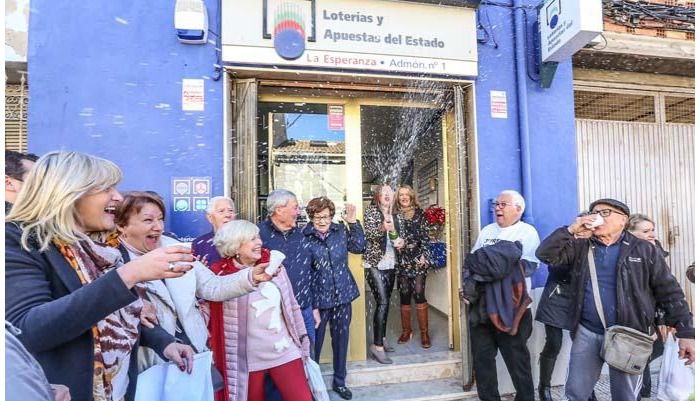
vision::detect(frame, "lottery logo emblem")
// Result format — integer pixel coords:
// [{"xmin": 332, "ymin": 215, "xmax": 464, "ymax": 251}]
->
[
  {"xmin": 273, "ymin": 3, "xmax": 306, "ymax": 60},
  {"xmin": 546, "ymin": 0, "xmax": 561, "ymax": 29}
]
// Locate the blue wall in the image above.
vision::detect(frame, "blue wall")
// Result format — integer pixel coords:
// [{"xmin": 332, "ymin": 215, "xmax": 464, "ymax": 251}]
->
[
  {"xmin": 27, "ymin": 0, "xmax": 224, "ymax": 239},
  {"xmin": 26, "ymin": 0, "xmax": 578, "ymax": 243},
  {"xmin": 474, "ymin": 2, "xmax": 578, "ymax": 244}
]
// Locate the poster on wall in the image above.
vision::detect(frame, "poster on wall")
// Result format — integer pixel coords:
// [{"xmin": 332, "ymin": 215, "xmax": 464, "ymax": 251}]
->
[
  {"xmin": 172, "ymin": 177, "xmax": 211, "ymax": 212},
  {"xmin": 327, "ymin": 105, "xmax": 345, "ymax": 130},
  {"xmin": 222, "ymin": 0, "xmax": 478, "ymax": 77},
  {"xmin": 490, "ymin": 91, "xmax": 507, "ymax": 119},
  {"xmin": 182, "ymin": 79, "xmax": 205, "ymax": 111}
]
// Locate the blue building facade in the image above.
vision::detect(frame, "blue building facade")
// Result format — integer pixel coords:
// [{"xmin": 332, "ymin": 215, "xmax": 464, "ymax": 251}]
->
[{"xmin": 27, "ymin": 0, "xmax": 578, "ymax": 240}]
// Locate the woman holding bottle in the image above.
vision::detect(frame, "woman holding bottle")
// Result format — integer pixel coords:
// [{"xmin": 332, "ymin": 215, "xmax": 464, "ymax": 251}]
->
[{"xmin": 363, "ymin": 184, "xmax": 404, "ymax": 364}]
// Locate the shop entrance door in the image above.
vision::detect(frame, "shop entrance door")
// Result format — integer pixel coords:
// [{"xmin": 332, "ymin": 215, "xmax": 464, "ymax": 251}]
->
[{"xmin": 230, "ymin": 81, "xmax": 473, "ymax": 368}]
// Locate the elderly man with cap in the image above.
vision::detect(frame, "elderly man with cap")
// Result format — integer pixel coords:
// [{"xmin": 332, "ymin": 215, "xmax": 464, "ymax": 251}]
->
[{"xmin": 536, "ymin": 198, "xmax": 694, "ymax": 401}]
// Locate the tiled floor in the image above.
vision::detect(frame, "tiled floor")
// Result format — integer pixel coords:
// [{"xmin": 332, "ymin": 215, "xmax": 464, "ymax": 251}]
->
[{"xmin": 364, "ymin": 288, "xmax": 450, "ymax": 357}]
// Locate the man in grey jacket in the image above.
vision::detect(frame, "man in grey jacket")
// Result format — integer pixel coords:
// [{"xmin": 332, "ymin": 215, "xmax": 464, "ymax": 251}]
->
[{"xmin": 536, "ymin": 198, "xmax": 694, "ymax": 401}]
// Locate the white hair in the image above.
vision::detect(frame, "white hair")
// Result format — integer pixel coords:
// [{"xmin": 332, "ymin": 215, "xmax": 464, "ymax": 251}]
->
[
  {"xmin": 214, "ymin": 220, "xmax": 260, "ymax": 258},
  {"xmin": 266, "ymin": 189, "xmax": 297, "ymax": 216},
  {"xmin": 206, "ymin": 196, "xmax": 234, "ymax": 214},
  {"xmin": 499, "ymin": 190, "xmax": 526, "ymax": 214}
]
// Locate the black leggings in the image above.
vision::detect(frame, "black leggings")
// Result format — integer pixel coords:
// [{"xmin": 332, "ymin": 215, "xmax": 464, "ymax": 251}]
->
[
  {"xmin": 398, "ymin": 273, "xmax": 427, "ymax": 305},
  {"xmin": 540, "ymin": 324, "xmax": 563, "ymax": 360},
  {"xmin": 366, "ymin": 267, "xmax": 395, "ymax": 346}
]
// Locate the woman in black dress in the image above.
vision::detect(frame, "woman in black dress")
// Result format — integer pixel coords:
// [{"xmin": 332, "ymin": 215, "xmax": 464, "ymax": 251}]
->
[{"xmin": 394, "ymin": 185, "xmax": 432, "ymax": 348}]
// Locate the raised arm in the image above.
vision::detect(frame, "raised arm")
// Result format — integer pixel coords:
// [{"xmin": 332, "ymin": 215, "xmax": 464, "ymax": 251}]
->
[
  {"xmin": 193, "ymin": 261, "xmax": 256, "ymax": 301},
  {"xmin": 346, "ymin": 222, "xmax": 366, "ymax": 254},
  {"xmin": 535, "ymin": 227, "xmax": 580, "ymax": 268}
]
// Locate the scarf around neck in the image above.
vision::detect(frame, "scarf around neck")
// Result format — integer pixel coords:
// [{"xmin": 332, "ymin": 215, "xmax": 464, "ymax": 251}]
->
[
  {"xmin": 208, "ymin": 248, "xmax": 270, "ymax": 401},
  {"xmin": 54, "ymin": 239, "xmax": 143, "ymax": 401}
]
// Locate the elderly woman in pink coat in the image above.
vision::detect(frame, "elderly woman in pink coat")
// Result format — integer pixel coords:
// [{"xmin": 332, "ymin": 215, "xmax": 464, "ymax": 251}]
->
[{"xmin": 208, "ymin": 219, "xmax": 312, "ymax": 401}]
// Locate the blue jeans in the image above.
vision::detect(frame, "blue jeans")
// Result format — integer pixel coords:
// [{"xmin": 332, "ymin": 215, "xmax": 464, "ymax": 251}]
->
[{"xmin": 565, "ymin": 325, "xmax": 643, "ymax": 401}]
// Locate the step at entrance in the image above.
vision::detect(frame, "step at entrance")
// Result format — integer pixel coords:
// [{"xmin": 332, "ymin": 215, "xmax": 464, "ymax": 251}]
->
[
  {"xmin": 321, "ymin": 351, "xmax": 461, "ymax": 388},
  {"xmin": 326, "ymin": 378, "xmax": 477, "ymax": 401}
]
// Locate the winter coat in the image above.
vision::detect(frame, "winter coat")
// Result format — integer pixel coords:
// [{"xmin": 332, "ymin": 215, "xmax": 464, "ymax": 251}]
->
[
  {"xmin": 118, "ymin": 236, "xmax": 256, "ymax": 371},
  {"xmin": 536, "ymin": 227, "xmax": 694, "ymax": 338},
  {"xmin": 5, "ymin": 222, "xmax": 175, "ymax": 401},
  {"xmin": 303, "ymin": 221, "xmax": 365, "ymax": 310},
  {"xmin": 210, "ymin": 263, "xmax": 310, "ymax": 401},
  {"xmin": 395, "ymin": 207, "xmax": 431, "ymax": 277},
  {"xmin": 363, "ymin": 204, "xmax": 392, "ymax": 269},
  {"xmin": 462, "ymin": 240, "xmax": 531, "ymax": 333},
  {"xmin": 192, "ymin": 231, "xmax": 222, "ymax": 266},
  {"xmin": 258, "ymin": 219, "xmax": 314, "ymax": 309},
  {"xmin": 534, "ymin": 264, "xmax": 575, "ymax": 330}
]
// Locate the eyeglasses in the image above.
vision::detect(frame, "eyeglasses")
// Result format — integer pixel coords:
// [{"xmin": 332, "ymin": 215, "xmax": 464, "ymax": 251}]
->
[
  {"xmin": 491, "ymin": 201, "xmax": 514, "ymax": 209},
  {"xmin": 591, "ymin": 209, "xmax": 626, "ymax": 218},
  {"xmin": 312, "ymin": 215, "xmax": 332, "ymax": 223}
]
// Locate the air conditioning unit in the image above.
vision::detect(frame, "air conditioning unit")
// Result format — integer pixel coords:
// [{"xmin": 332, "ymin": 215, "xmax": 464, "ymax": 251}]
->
[{"xmin": 175, "ymin": 0, "xmax": 208, "ymax": 44}]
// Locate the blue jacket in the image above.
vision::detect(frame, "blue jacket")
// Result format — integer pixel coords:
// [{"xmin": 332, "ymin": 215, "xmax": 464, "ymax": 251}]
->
[
  {"xmin": 258, "ymin": 219, "xmax": 314, "ymax": 309},
  {"xmin": 303, "ymin": 222, "xmax": 366, "ymax": 309},
  {"xmin": 192, "ymin": 231, "xmax": 222, "ymax": 266}
]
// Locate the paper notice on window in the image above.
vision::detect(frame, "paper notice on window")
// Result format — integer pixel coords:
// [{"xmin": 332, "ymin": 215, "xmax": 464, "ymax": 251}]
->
[{"xmin": 182, "ymin": 79, "xmax": 205, "ymax": 111}]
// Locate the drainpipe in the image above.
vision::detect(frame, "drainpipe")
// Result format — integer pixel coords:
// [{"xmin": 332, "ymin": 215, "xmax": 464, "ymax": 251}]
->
[{"xmin": 513, "ymin": 0, "xmax": 534, "ymax": 224}]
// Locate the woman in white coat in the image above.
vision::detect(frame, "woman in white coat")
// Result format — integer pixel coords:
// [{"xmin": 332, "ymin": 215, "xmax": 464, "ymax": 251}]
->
[{"xmin": 111, "ymin": 191, "xmax": 272, "ymax": 370}]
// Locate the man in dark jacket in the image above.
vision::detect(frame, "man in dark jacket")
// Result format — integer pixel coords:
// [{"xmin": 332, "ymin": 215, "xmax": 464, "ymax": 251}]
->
[
  {"xmin": 536, "ymin": 198, "xmax": 694, "ymax": 401},
  {"xmin": 258, "ymin": 189, "xmax": 316, "ymax": 348}
]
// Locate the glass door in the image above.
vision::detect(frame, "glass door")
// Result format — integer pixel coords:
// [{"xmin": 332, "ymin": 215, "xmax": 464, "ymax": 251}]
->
[
  {"xmin": 255, "ymin": 89, "xmax": 461, "ymax": 362},
  {"xmin": 256, "ymin": 95, "xmax": 367, "ymax": 362}
]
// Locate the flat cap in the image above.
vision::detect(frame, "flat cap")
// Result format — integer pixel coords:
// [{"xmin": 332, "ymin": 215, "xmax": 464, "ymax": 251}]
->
[{"xmin": 589, "ymin": 198, "xmax": 630, "ymax": 217}]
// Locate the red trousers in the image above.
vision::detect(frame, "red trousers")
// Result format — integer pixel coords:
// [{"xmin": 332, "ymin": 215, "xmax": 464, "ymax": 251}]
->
[{"xmin": 247, "ymin": 358, "xmax": 312, "ymax": 401}]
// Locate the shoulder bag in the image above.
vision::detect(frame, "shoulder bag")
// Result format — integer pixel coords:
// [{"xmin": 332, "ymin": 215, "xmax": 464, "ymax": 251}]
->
[{"xmin": 588, "ymin": 247, "xmax": 655, "ymax": 375}]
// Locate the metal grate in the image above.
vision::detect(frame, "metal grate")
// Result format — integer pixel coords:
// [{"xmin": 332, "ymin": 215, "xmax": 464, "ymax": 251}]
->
[
  {"xmin": 665, "ymin": 96, "xmax": 695, "ymax": 123},
  {"xmin": 574, "ymin": 90, "xmax": 656, "ymax": 122},
  {"xmin": 5, "ymin": 83, "xmax": 29, "ymax": 152}
]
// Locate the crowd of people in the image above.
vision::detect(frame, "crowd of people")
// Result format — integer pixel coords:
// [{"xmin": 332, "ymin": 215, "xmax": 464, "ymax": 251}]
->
[{"xmin": 4, "ymin": 149, "xmax": 695, "ymax": 401}]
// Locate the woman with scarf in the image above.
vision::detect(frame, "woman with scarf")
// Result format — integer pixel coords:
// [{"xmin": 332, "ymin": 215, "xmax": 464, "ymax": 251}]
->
[
  {"xmin": 111, "ymin": 191, "xmax": 271, "ymax": 374},
  {"xmin": 394, "ymin": 185, "xmax": 432, "ymax": 349},
  {"xmin": 5, "ymin": 151, "xmax": 195, "ymax": 401},
  {"xmin": 208, "ymin": 219, "xmax": 312, "ymax": 401},
  {"xmin": 363, "ymin": 184, "xmax": 404, "ymax": 364}
]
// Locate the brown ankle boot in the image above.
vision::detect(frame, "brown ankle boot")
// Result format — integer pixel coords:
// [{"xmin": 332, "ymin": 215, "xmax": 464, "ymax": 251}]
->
[
  {"xmin": 416, "ymin": 302, "xmax": 431, "ymax": 348},
  {"xmin": 398, "ymin": 305, "xmax": 413, "ymax": 344}
]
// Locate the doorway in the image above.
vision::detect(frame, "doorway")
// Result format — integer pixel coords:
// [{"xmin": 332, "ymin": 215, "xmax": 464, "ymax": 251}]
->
[
  {"xmin": 360, "ymin": 104, "xmax": 451, "ymax": 355},
  {"xmin": 228, "ymin": 78, "xmax": 476, "ymax": 368}
]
